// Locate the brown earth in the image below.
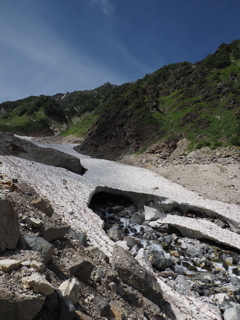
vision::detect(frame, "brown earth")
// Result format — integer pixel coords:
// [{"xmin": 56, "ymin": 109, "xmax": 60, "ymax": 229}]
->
[{"xmin": 118, "ymin": 139, "xmax": 240, "ymax": 205}]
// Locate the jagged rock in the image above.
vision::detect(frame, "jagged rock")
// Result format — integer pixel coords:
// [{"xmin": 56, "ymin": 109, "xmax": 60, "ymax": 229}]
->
[
  {"xmin": 91, "ymin": 267, "xmax": 106, "ymax": 283},
  {"xmin": 30, "ymin": 197, "xmax": 54, "ymax": 217},
  {"xmin": 75, "ymin": 310, "xmax": 93, "ymax": 320},
  {"xmin": 30, "ymin": 260, "xmax": 45, "ymax": 272},
  {"xmin": 22, "ymin": 273, "xmax": 55, "ymax": 295},
  {"xmin": 144, "ymin": 205, "xmax": 165, "ymax": 221},
  {"xmin": 109, "ymin": 300, "xmax": 127, "ymax": 319},
  {"xmin": 0, "ymin": 198, "xmax": 20, "ymax": 252},
  {"xmin": 88, "ymin": 246, "xmax": 109, "ymax": 263},
  {"xmin": 148, "ymin": 249, "xmax": 174, "ymax": 271},
  {"xmin": 23, "ymin": 216, "xmax": 42, "ymax": 228},
  {"xmin": 112, "ymin": 245, "xmax": 163, "ymax": 308},
  {"xmin": 124, "ymin": 236, "xmax": 142, "ymax": 249},
  {"xmin": 0, "ymin": 284, "xmax": 45, "ymax": 320},
  {"xmin": 93, "ymin": 295, "xmax": 110, "ymax": 317},
  {"xmin": 223, "ymin": 307, "xmax": 240, "ymax": 320},
  {"xmin": 123, "ymin": 286, "xmax": 138, "ymax": 303},
  {"xmin": 0, "ymin": 259, "xmax": 21, "ymax": 272},
  {"xmin": 0, "ymin": 132, "xmax": 85, "ymax": 174},
  {"xmin": 107, "ymin": 227, "xmax": 123, "ymax": 241},
  {"xmin": 108, "ymin": 281, "xmax": 117, "ymax": 293},
  {"xmin": 58, "ymin": 278, "xmax": 80, "ymax": 305},
  {"xmin": 130, "ymin": 211, "xmax": 145, "ymax": 225},
  {"xmin": 22, "ymin": 235, "xmax": 55, "ymax": 262},
  {"xmin": 40, "ymin": 222, "xmax": 70, "ymax": 241},
  {"xmin": 63, "ymin": 254, "xmax": 94, "ymax": 283},
  {"xmin": 58, "ymin": 297, "xmax": 75, "ymax": 320},
  {"xmin": 33, "ymin": 292, "xmax": 76, "ymax": 320},
  {"xmin": 69, "ymin": 229, "xmax": 88, "ymax": 247},
  {"xmin": 105, "ymin": 270, "xmax": 125, "ymax": 296}
]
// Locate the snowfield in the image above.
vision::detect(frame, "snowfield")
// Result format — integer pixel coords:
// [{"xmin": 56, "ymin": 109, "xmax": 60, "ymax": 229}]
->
[{"xmin": 1, "ymin": 141, "xmax": 239, "ymax": 320}]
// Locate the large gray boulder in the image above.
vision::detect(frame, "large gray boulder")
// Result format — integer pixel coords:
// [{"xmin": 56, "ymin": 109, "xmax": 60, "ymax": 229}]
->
[
  {"xmin": 22, "ymin": 235, "xmax": 55, "ymax": 263},
  {"xmin": 0, "ymin": 132, "xmax": 86, "ymax": 174},
  {"xmin": 0, "ymin": 285, "xmax": 45, "ymax": 320},
  {"xmin": 0, "ymin": 197, "xmax": 20, "ymax": 252},
  {"xmin": 62, "ymin": 254, "xmax": 94, "ymax": 283},
  {"xmin": 40, "ymin": 222, "xmax": 70, "ymax": 242},
  {"xmin": 111, "ymin": 245, "xmax": 163, "ymax": 308}
]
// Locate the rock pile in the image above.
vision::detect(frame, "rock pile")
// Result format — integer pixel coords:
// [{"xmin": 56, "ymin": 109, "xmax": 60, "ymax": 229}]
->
[
  {"xmin": 121, "ymin": 145, "xmax": 240, "ymax": 168},
  {"xmin": 90, "ymin": 194, "xmax": 240, "ymax": 319},
  {"xmin": 0, "ymin": 175, "xmax": 170, "ymax": 319},
  {"xmin": 1, "ymin": 142, "xmax": 240, "ymax": 319}
]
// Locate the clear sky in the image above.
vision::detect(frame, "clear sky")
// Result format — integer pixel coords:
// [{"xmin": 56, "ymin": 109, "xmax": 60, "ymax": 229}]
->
[{"xmin": 1, "ymin": 0, "xmax": 240, "ymax": 103}]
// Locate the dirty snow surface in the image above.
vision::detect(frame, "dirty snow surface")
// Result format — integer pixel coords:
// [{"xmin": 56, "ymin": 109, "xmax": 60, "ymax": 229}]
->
[
  {"xmin": 1, "ymin": 141, "xmax": 238, "ymax": 320},
  {"xmin": 1, "ymin": 142, "xmax": 239, "ymax": 255}
]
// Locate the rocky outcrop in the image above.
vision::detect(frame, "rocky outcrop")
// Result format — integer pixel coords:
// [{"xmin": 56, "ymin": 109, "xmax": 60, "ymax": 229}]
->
[
  {"xmin": 62, "ymin": 254, "xmax": 95, "ymax": 283},
  {"xmin": 22, "ymin": 235, "xmax": 55, "ymax": 263},
  {"xmin": 22, "ymin": 273, "xmax": 55, "ymax": 295},
  {"xmin": 58, "ymin": 278, "xmax": 80, "ymax": 305},
  {"xmin": 0, "ymin": 132, "xmax": 85, "ymax": 174},
  {"xmin": 112, "ymin": 245, "xmax": 163, "ymax": 308},
  {"xmin": 0, "ymin": 285, "xmax": 45, "ymax": 320},
  {"xmin": 0, "ymin": 197, "xmax": 20, "ymax": 252},
  {"xmin": 40, "ymin": 221, "xmax": 70, "ymax": 242},
  {"xmin": 30, "ymin": 197, "xmax": 54, "ymax": 217}
]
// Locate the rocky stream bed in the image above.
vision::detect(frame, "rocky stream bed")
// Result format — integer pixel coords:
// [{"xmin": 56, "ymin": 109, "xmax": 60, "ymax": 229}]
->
[{"xmin": 89, "ymin": 191, "xmax": 240, "ymax": 317}]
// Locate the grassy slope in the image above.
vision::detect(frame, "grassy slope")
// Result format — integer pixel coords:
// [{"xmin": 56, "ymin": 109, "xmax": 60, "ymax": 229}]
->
[{"xmin": 0, "ymin": 40, "xmax": 240, "ymax": 151}]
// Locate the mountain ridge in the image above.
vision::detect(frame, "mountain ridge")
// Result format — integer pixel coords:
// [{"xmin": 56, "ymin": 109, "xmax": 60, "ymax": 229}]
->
[{"xmin": 1, "ymin": 39, "xmax": 240, "ymax": 158}]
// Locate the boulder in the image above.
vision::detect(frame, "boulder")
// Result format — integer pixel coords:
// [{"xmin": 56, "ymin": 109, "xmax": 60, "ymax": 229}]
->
[
  {"xmin": 62, "ymin": 254, "xmax": 94, "ymax": 283},
  {"xmin": 0, "ymin": 132, "xmax": 86, "ymax": 175},
  {"xmin": 148, "ymin": 250, "xmax": 174, "ymax": 271},
  {"xmin": 93, "ymin": 295, "xmax": 110, "ymax": 318},
  {"xmin": 88, "ymin": 246, "xmax": 109, "ymax": 263},
  {"xmin": 107, "ymin": 227, "xmax": 123, "ymax": 242},
  {"xmin": 130, "ymin": 211, "xmax": 145, "ymax": 225},
  {"xmin": 0, "ymin": 285, "xmax": 45, "ymax": 320},
  {"xmin": 223, "ymin": 307, "xmax": 240, "ymax": 320},
  {"xmin": 0, "ymin": 198, "xmax": 20, "ymax": 252},
  {"xmin": 40, "ymin": 222, "xmax": 70, "ymax": 241},
  {"xmin": 0, "ymin": 259, "xmax": 21, "ymax": 272},
  {"xmin": 124, "ymin": 236, "xmax": 142, "ymax": 249},
  {"xmin": 111, "ymin": 245, "xmax": 163, "ymax": 308},
  {"xmin": 23, "ymin": 216, "xmax": 42, "ymax": 228},
  {"xmin": 22, "ymin": 273, "xmax": 55, "ymax": 295},
  {"xmin": 22, "ymin": 235, "xmax": 55, "ymax": 263},
  {"xmin": 30, "ymin": 260, "xmax": 45, "ymax": 272},
  {"xmin": 109, "ymin": 300, "xmax": 127, "ymax": 319},
  {"xmin": 30, "ymin": 198, "xmax": 54, "ymax": 217},
  {"xmin": 69, "ymin": 230, "xmax": 88, "ymax": 247},
  {"xmin": 58, "ymin": 278, "xmax": 80, "ymax": 305},
  {"xmin": 144, "ymin": 205, "xmax": 165, "ymax": 221}
]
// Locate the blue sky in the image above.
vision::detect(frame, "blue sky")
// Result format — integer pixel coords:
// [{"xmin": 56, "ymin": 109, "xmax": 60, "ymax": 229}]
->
[{"xmin": 0, "ymin": 0, "xmax": 240, "ymax": 103}]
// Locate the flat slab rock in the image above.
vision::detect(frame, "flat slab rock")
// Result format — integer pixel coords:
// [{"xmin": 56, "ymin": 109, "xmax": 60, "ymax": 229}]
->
[
  {"xmin": 0, "ymin": 132, "xmax": 85, "ymax": 174},
  {"xmin": 0, "ymin": 198, "xmax": 20, "ymax": 252},
  {"xmin": 149, "ymin": 215, "xmax": 240, "ymax": 251}
]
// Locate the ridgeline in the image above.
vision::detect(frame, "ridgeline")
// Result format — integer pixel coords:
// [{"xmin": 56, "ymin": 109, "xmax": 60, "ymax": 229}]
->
[{"xmin": 1, "ymin": 40, "xmax": 240, "ymax": 159}]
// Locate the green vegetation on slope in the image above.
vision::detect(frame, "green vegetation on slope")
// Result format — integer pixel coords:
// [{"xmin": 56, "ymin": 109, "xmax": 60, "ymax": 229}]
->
[{"xmin": 0, "ymin": 40, "xmax": 240, "ymax": 152}]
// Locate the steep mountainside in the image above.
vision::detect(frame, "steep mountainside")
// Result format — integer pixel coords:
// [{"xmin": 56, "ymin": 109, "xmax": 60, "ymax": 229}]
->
[
  {"xmin": 0, "ymin": 40, "xmax": 240, "ymax": 158},
  {"xmin": 76, "ymin": 40, "xmax": 240, "ymax": 159}
]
